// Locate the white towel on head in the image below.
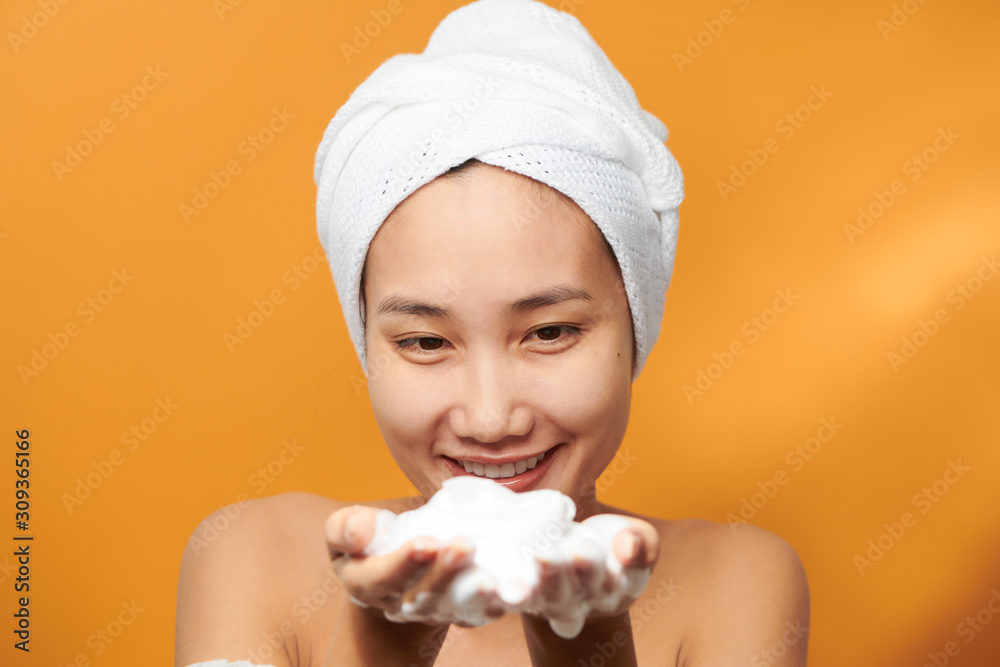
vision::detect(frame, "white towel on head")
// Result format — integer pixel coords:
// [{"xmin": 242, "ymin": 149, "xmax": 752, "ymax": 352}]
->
[{"xmin": 315, "ymin": 0, "xmax": 683, "ymax": 381}]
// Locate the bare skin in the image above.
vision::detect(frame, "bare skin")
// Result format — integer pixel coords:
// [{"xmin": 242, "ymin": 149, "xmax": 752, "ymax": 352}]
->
[
  {"xmin": 175, "ymin": 163, "xmax": 809, "ymax": 666},
  {"xmin": 175, "ymin": 494, "xmax": 808, "ymax": 666}
]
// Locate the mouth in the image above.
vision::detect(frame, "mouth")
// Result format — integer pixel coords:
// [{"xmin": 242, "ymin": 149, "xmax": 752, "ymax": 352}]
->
[{"xmin": 443, "ymin": 444, "xmax": 562, "ymax": 492}]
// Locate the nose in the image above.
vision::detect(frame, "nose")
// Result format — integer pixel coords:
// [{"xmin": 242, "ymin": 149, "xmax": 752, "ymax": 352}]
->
[{"xmin": 449, "ymin": 355, "xmax": 533, "ymax": 444}]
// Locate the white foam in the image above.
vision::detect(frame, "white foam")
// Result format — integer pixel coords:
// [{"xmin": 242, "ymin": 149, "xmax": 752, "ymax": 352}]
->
[{"xmin": 356, "ymin": 476, "xmax": 651, "ymax": 638}]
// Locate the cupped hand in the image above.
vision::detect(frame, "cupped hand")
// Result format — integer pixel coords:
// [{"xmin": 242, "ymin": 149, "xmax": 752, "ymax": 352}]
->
[
  {"xmin": 325, "ymin": 504, "xmax": 477, "ymax": 624},
  {"xmin": 531, "ymin": 515, "xmax": 659, "ymax": 633}
]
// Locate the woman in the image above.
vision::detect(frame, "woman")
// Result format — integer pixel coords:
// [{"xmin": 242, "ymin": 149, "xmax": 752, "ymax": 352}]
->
[{"xmin": 175, "ymin": 1, "xmax": 809, "ymax": 665}]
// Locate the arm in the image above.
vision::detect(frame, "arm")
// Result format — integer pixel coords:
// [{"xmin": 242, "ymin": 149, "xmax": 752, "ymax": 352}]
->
[{"xmin": 175, "ymin": 495, "xmax": 309, "ymax": 667}]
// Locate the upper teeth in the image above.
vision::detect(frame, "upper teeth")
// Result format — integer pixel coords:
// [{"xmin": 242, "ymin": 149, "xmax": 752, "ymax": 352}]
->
[{"xmin": 461, "ymin": 452, "xmax": 546, "ymax": 479}]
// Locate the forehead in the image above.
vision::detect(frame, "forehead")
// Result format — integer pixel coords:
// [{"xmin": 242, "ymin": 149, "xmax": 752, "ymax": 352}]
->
[{"xmin": 367, "ymin": 164, "xmax": 606, "ymax": 280}]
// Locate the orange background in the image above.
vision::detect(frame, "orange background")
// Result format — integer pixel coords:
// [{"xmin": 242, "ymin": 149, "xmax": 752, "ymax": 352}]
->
[{"xmin": 3, "ymin": 0, "xmax": 999, "ymax": 665}]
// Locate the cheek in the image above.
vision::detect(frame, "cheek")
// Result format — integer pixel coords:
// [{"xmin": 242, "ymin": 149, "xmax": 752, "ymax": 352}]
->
[
  {"xmin": 365, "ymin": 334, "xmax": 419, "ymax": 435},
  {"xmin": 369, "ymin": 370, "xmax": 434, "ymax": 440},
  {"xmin": 537, "ymin": 344, "xmax": 631, "ymax": 436}
]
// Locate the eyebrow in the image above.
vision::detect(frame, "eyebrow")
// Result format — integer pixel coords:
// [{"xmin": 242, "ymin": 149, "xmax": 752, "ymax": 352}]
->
[{"xmin": 376, "ymin": 284, "xmax": 595, "ymax": 319}]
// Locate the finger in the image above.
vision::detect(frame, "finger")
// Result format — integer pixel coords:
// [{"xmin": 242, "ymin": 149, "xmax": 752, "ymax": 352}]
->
[
  {"xmin": 325, "ymin": 505, "xmax": 383, "ymax": 557},
  {"xmin": 536, "ymin": 557, "xmax": 574, "ymax": 610},
  {"xmin": 571, "ymin": 552, "xmax": 605, "ymax": 596},
  {"xmin": 484, "ymin": 600, "xmax": 507, "ymax": 620},
  {"xmin": 612, "ymin": 519, "xmax": 659, "ymax": 569},
  {"xmin": 340, "ymin": 536, "xmax": 443, "ymax": 602},
  {"xmin": 599, "ymin": 561, "xmax": 622, "ymax": 596},
  {"xmin": 404, "ymin": 536, "xmax": 475, "ymax": 603}
]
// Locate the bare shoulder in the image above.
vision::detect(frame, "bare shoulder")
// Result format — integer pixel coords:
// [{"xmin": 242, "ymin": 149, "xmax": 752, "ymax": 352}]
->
[
  {"xmin": 601, "ymin": 506, "xmax": 808, "ymax": 665},
  {"xmin": 175, "ymin": 492, "xmax": 348, "ymax": 667},
  {"xmin": 657, "ymin": 517, "xmax": 811, "ymax": 666}
]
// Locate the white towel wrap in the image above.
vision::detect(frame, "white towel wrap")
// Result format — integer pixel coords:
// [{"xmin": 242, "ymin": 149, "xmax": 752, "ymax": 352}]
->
[{"xmin": 314, "ymin": 0, "xmax": 684, "ymax": 382}]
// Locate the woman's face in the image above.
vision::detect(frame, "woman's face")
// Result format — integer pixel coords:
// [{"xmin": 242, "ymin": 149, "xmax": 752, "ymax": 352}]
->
[{"xmin": 363, "ymin": 163, "xmax": 634, "ymax": 517}]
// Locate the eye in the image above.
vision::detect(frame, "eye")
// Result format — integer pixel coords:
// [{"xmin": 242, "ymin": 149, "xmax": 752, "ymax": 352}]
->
[
  {"xmin": 394, "ymin": 325, "xmax": 582, "ymax": 358},
  {"xmin": 395, "ymin": 337, "xmax": 448, "ymax": 355},
  {"xmin": 528, "ymin": 325, "xmax": 582, "ymax": 346}
]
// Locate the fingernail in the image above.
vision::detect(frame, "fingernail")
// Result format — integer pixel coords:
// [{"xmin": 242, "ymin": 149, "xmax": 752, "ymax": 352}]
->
[
  {"xmin": 411, "ymin": 538, "xmax": 436, "ymax": 561},
  {"xmin": 443, "ymin": 547, "xmax": 463, "ymax": 567},
  {"xmin": 445, "ymin": 538, "xmax": 473, "ymax": 567},
  {"xmin": 623, "ymin": 532, "xmax": 639, "ymax": 561},
  {"xmin": 344, "ymin": 512, "xmax": 359, "ymax": 545}
]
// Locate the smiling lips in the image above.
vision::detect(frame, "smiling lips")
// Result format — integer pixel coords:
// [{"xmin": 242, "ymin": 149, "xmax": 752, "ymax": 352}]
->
[
  {"xmin": 457, "ymin": 452, "xmax": 546, "ymax": 479},
  {"xmin": 445, "ymin": 445, "xmax": 561, "ymax": 492}
]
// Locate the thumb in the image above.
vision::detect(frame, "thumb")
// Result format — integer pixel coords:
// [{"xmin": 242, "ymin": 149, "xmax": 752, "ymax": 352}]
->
[
  {"xmin": 612, "ymin": 518, "xmax": 659, "ymax": 569},
  {"xmin": 325, "ymin": 504, "xmax": 382, "ymax": 558}
]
